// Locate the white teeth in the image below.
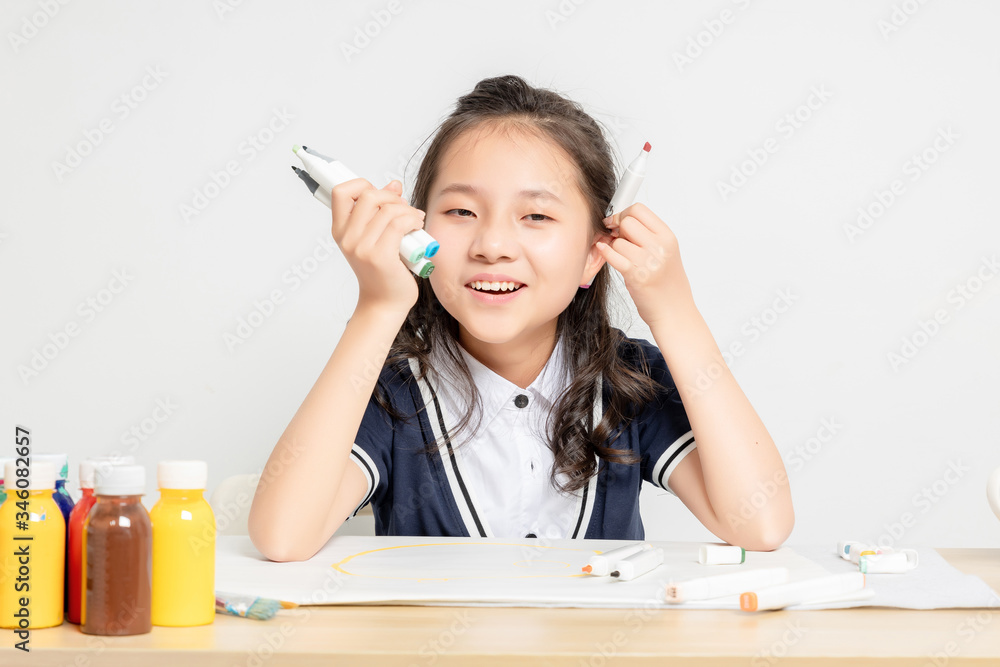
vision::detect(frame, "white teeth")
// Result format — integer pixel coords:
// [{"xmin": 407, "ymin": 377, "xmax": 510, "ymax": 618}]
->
[{"xmin": 469, "ymin": 280, "xmax": 521, "ymax": 292}]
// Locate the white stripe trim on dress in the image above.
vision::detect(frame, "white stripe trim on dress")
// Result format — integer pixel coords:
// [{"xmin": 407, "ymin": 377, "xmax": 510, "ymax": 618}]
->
[{"xmin": 651, "ymin": 429, "xmax": 697, "ymax": 497}]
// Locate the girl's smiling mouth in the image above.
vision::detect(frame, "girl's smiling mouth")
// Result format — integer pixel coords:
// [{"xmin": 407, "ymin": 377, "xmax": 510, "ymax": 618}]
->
[{"xmin": 464, "ymin": 274, "xmax": 526, "ymax": 303}]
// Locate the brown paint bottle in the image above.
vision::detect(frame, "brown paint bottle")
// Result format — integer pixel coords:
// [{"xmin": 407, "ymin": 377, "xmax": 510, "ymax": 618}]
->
[{"xmin": 81, "ymin": 464, "xmax": 152, "ymax": 635}]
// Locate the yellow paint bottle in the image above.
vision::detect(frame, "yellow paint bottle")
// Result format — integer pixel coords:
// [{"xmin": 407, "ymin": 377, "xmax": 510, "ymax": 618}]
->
[
  {"xmin": 0, "ymin": 460, "xmax": 65, "ymax": 629},
  {"xmin": 150, "ymin": 460, "xmax": 215, "ymax": 626}
]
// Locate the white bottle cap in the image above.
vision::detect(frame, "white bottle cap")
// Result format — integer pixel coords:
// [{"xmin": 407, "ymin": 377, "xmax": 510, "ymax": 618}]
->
[
  {"xmin": 699, "ymin": 544, "xmax": 746, "ymax": 565},
  {"xmin": 157, "ymin": 460, "xmax": 208, "ymax": 489},
  {"xmin": 0, "ymin": 457, "xmax": 14, "ymax": 486},
  {"xmin": 94, "ymin": 464, "xmax": 146, "ymax": 496},
  {"xmin": 3, "ymin": 460, "xmax": 57, "ymax": 491},
  {"xmin": 33, "ymin": 453, "xmax": 70, "ymax": 480},
  {"xmin": 79, "ymin": 456, "xmax": 136, "ymax": 489}
]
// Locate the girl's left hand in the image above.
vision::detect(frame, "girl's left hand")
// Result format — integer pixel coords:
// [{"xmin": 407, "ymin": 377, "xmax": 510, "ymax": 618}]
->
[{"xmin": 597, "ymin": 203, "xmax": 694, "ymax": 328}]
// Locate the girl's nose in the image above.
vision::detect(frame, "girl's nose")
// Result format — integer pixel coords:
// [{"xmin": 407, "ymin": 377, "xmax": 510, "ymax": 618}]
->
[{"xmin": 469, "ymin": 217, "xmax": 520, "ymax": 262}]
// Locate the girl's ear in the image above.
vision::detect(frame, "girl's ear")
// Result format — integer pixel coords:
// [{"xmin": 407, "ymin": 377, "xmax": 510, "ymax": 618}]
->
[{"xmin": 581, "ymin": 231, "xmax": 613, "ymax": 286}]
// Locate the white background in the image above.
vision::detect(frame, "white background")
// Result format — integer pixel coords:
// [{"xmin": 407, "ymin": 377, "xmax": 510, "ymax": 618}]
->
[{"xmin": 2, "ymin": 0, "xmax": 998, "ymax": 547}]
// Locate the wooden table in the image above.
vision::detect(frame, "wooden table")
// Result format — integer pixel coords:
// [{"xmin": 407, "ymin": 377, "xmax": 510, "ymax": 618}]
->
[{"xmin": 3, "ymin": 548, "xmax": 998, "ymax": 666}]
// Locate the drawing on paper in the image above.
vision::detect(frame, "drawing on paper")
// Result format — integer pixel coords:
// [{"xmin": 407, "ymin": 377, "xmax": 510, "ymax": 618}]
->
[{"xmin": 331, "ymin": 541, "xmax": 601, "ymax": 582}]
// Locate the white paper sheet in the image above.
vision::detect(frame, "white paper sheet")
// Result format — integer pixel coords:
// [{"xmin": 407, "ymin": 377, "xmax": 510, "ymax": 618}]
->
[{"xmin": 215, "ymin": 536, "xmax": 1000, "ymax": 610}]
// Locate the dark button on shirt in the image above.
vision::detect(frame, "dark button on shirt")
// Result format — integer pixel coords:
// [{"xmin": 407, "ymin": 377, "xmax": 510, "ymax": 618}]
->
[{"xmin": 514, "ymin": 394, "xmax": 529, "ymax": 408}]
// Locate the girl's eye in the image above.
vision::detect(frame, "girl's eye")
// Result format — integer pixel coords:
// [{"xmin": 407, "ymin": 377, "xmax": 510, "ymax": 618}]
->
[{"xmin": 444, "ymin": 209, "xmax": 553, "ymax": 222}]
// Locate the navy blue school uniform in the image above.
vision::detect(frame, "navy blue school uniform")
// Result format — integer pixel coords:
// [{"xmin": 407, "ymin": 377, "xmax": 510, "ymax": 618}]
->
[{"xmin": 346, "ymin": 329, "xmax": 696, "ymax": 540}]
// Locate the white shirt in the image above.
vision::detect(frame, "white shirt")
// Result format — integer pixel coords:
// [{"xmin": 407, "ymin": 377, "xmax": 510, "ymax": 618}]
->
[{"xmin": 427, "ymin": 334, "xmax": 583, "ymax": 539}]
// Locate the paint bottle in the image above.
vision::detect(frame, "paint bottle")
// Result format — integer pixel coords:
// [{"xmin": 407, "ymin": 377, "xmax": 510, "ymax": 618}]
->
[
  {"xmin": 151, "ymin": 460, "xmax": 216, "ymax": 626},
  {"xmin": 67, "ymin": 456, "xmax": 135, "ymax": 624},
  {"xmin": 0, "ymin": 460, "xmax": 65, "ymax": 629},
  {"xmin": 0, "ymin": 457, "xmax": 14, "ymax": 505},
  {"xmin": 34, "ymin": 452, "xmax": 76, "ymax": 612},
  {"xmin": 33, "ymin": 453, "xmax": 76, "ymax": 520},
  {"xmin": 82, "ymin": 464, "xmax": 152, "ymax": 636}
]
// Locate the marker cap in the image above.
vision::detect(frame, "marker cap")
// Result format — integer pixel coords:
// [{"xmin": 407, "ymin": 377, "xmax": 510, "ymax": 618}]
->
[
  {"xmin": 699, "ymin": 544, "xmax": 746, "ymax": 565},
  {"xmin": 4, "ymin": 460, "xmax": 57, "ymax": 491},
  {"xmin": 403, "ymin": 256, "xmax": 434, "ymax": 278}
]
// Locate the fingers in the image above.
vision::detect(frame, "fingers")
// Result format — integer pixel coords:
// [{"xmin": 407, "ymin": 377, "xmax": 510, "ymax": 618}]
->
[
  {"xmin": 343, "ymin": 201, "xmax": 421, "ymax": 256},
  {"xmin": 600, "ymin": 235, "xmax": 646, "ymax": 269},
  {"xmin": 332, "ymin": 180, "xmax": 409, "ymax": 241},
  {"xmin": 372, "ymin": 207, "xmax": 427, "ymax": 259}
]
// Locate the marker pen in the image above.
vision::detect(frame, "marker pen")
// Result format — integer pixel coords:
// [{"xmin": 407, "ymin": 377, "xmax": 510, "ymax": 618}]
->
[
  {"xmin": 699, "ymin": 544, "xmax": 746, "ymax": 565},
  {"xmin": 739, "ymin": 572, "xmax": 866, "ymax": 612},
  {"xmin": 605, "ymin": 142, "xmax": 651, "ymax": 218},
  {"xmin": 847, "ymin": 544, "xmax": 893, "ymax": 564},
  {"xmin": 858, "ymin": 550, "xmax": 918, "ymax": 573},
  {"xmin": 837, "ymin": 540, "xmax": 867, "ymax": 560},
  {"xmin": 610, "ymin": 547, "xmax": 664, "ymax": 581},
  {"xmin": 291, "ymin": 145, "xmax": 438, "ymax": 278},
  {"xmin": 581, "ymin": 542, "xmax": 653, "ymax": 577},
  {"xmin": 666, "ymin": 567, "xmax": 789, "ymax": 604}
]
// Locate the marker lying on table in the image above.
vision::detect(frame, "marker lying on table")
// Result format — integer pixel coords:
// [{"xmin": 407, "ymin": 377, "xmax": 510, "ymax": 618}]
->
[
  {"xmin": 291, "ymin": 145, "xmax": 437, "ymax": 279},
  {"xmin": 610, "ymin": 547, "xmax": 664, "ymax": 582},
  {"xmin": 605, "ymin": 142, "xmax": 651, "ymax": 218},
  {"xmin": 582, "ymin": 543, "xmax": 653, "ymax": 576},
  {"xmin": 859, "ymin": 550, "xmax": 918, "ymax": 573},
  {"xmin": 699, "ymin": 544, "xmax": 745, "ymax": 565},
  {"xmin": 739, "ymin": 572, "xmax": 866, "ymax": 612},
  {"xmin": 666, "ymin": 567, "xmax": 789, "ymax": 603}
]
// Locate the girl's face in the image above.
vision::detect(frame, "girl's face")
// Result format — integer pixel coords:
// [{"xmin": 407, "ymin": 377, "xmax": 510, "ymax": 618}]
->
[{"xmin": 424, "ymin": 125, "xmax": 609, "ymax": 354}]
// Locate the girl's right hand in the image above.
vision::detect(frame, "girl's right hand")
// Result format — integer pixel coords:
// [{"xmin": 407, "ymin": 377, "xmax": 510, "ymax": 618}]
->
[{"xmin": 329, "ymin": 178, "xmax": 426, "ymax": 314}]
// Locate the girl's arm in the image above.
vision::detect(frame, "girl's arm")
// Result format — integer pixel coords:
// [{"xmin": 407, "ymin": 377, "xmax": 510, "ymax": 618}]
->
[
  {"xmin": 249, "ymin": 177, "xmax": 425, "ymax": 562},
  {"xmin": 650, "ymin": 298, "xmax": 794, "ymax": 552},
  {"xmin": 598, "ymin": 203, "xmax": 793, "ymax": 551},
  {"xmin": 247, "ymin": 304, "xmax": 408, "ymax": 562}
]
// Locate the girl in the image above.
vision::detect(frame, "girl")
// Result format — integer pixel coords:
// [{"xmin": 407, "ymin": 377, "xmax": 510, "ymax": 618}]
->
[{"xmin": 248, "ymin": 75, "xmax": 793, "ymax": 562}]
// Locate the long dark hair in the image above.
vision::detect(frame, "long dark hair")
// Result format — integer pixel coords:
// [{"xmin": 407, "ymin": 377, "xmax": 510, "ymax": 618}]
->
[{"xmin": 373, "ymin": 74, "xmax": 660, "ymax": 494}]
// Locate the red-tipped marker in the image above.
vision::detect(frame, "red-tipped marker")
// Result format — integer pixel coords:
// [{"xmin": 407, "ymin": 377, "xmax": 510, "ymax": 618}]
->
[
  {"xmin": 606, "ymin": 143, "xmax": 652, "ymax": 217},
  {"xmin": 582, "ymin": 565, "xmax": 592, "ymax": 573}
]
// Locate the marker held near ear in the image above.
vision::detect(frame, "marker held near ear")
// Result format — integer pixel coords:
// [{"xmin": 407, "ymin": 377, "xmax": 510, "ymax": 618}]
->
[{"xmin": 605, "ymin": 142, "xmax": 652, "ymax": 230}]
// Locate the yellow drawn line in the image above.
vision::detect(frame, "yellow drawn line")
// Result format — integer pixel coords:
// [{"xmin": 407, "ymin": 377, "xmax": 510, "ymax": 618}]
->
[{"xmin": 331, "ymin": 541, "xmax": 602, "ymax": 582}]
